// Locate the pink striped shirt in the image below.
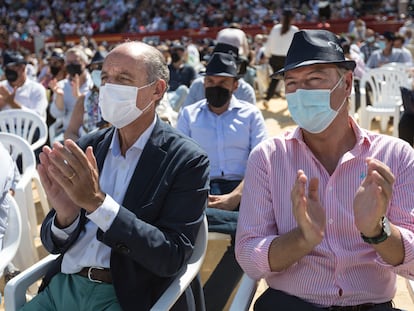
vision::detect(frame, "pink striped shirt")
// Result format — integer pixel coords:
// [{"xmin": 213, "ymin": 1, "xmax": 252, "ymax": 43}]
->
[{"xmin": 236, "ymin": 118, "xmax": 414, "ymax": 307}]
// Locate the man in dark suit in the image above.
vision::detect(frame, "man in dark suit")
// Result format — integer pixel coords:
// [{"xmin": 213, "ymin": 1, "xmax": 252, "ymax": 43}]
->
[{"xmin": 22, "ymin": 41, "xmax": 210, "ymax": 311}]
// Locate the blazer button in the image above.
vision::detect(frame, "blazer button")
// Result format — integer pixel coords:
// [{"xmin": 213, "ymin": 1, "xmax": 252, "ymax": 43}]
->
[{"xmin": 116, "ymin": 243, "xmax": 130, "ymax": 254}]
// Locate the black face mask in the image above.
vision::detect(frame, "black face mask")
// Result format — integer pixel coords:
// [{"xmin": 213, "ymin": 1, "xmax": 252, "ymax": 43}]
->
[
  {"xmin": 50, "ymin": 65, "xmax": 61, "ymax": 76},
  {"xmin": 66, "ymin": 64, "xmax": 82, "ymax": 76},
  {"xmin": 205, "ymin": 86, "xmax": 231, "ymax": 108},
  {"xmin": 171, "ymin": 52, "xmax": 181, "ymax": 63},
  {"xmin": 5, "ymin": 68, "xmax": 18, "ymax": 83}
]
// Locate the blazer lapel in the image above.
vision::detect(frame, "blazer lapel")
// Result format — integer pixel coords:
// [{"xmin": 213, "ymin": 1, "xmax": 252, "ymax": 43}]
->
[
  {"xmin": 95, "ymin": 128, "xmax": 114, "ymax": 172},
  {"xmin": 123, "ymin": 119, "xmax": 168, "ymax": 209}
]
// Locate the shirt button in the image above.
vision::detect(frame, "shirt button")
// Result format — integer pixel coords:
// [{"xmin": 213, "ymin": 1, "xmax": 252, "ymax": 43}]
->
[
  {"xmin": 328, "ymin": 186, "xmax": 333, "ymax": 191},
  {"xmin": 328, "ymin": 219, "xmax": 333, "ymax": 225}
]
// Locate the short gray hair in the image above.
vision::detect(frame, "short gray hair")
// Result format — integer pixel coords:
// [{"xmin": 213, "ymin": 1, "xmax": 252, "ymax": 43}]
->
[{"xmin": 65, "ymin": 46, "xmax": 88, "ymax": 64}]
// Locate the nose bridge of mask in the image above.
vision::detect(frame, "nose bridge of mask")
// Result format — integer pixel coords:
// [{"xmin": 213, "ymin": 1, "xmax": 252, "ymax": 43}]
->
[{"xmin": 102, "ymin": 83, "xmax": 138, "ymax": 101}]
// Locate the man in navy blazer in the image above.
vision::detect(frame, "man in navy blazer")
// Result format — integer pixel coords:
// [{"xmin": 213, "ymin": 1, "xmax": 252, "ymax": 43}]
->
[{"xmin": 22, "ymin": 42, "xmax": 209, "ymax": 311}]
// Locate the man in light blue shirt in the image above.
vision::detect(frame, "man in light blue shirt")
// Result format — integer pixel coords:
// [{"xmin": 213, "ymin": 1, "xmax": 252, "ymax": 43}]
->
[
  {"xmin": 182, "ymin": 43, "xmax": 256, "ymax": 109},
  {"xmin": 366, "ymin": 31, "xmax": 406, "ymax": 68},
  {"xmin": 177, "ymin": 52, "xmax": 267, "ymax": 311}
]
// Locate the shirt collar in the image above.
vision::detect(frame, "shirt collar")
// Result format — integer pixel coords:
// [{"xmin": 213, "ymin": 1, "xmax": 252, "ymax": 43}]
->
[
  {"xmin": 109, "ymin": 115, "xmax": 157, "ymax": 157},
  {"xmin": 286, "ymin": 116, "xmax": 371, "ymax": 147}
]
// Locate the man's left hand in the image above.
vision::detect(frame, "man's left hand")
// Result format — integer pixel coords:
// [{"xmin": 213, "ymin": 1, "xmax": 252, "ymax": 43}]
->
[
  {"xmin": 208, "ymin": 193, "xmax": 239, "ymax": 211},
  {"xmin": 353, "ymin": 157, "xmax": 395, "ymax": 236}
]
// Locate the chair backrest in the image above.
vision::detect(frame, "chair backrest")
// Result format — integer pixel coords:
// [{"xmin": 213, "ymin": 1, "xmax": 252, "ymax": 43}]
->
[
  {"xmin": 0, "ymin": 109, "xmax": 48, "ymax": 150},
  {"xmin": 150, "ymin": 215, "xmax": 208, "ymax": 310},
  {"xmin": 0, "ymin": 132, "xmax": 36, "ymax": 174},
  {"xmin": 0, "ymin": 193, "xmax": 22, "ymax": 277},
  {"xmin": 360, "ymin": 67, "xmax": 411, "ymax": 108}
]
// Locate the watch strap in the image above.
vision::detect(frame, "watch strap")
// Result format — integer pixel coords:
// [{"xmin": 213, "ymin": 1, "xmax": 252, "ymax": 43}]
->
[{"xmin": 360, "ymin": 216, "xmax": 390, "ymax": 244}]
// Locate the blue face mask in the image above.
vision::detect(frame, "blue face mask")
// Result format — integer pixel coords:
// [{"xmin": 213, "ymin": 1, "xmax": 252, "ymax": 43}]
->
[
  {"xmin": 286, "ymin": 76, "xmax": 346, "ymax": 133},
  {"xmin": 366, "ymin": 36, "xmax": 375, "ymax": 43},
  {"xmin": 378, "ymin": 40, "xmax": 386, "ymax": 50}
]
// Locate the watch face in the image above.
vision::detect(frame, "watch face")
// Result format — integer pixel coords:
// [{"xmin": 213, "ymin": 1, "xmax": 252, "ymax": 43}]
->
[{"xmin": 383, "ymin": 216, "xmax": 391, "ymax": 236}]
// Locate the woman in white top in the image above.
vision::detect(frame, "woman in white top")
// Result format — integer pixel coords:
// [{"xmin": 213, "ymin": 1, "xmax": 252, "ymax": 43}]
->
[{"xmin": 263, "ymin": 9, "xmax": 299, "ymax": 108}]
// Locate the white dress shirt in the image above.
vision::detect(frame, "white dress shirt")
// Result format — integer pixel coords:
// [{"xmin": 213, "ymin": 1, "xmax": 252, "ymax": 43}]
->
[{"xmin": 52, "ymin": 117, "xmax": 156, "ymax": 273}]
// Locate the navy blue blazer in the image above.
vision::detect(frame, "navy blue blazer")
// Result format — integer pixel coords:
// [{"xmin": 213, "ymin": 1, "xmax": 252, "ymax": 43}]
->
[{"xmin": 40, "ymin": 118, "xmax": 210, "ymax": 310}]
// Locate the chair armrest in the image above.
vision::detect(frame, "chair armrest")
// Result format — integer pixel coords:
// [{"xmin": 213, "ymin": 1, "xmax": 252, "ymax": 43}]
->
[
  {"xmin": 4, "ymin": 254, "xmax": 58, "ymax": 311},
  {"xmin": 150, "ymin": 215, "xmax": 208, "ymax": 311},
  {"xmin": 407, "ymin": 278, "xmax": 414, "ymax": 302},
  {"xmin": 229, "ymin": 274, "xmax": 259, "ymax": 311}
]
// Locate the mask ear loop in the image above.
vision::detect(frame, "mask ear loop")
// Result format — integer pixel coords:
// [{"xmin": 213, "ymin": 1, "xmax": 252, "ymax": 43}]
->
[
  {"xmin": 329, "ymin": 75, "xmax": 347, "ymax": 113},
  {"xmin": 329, "ymin": 75, "xmax": 344, "ymax": 94}
]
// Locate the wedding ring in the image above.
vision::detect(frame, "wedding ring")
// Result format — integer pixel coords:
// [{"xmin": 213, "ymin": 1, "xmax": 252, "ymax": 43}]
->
[{"xmin": 68, "ymin": 172, "xmax": 76, "ymax": 180}]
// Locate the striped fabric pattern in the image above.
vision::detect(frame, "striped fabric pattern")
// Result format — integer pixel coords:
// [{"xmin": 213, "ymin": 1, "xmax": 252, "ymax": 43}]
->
[{"xmin": 236, "ymin": 118, "xmax": 414, "ymax": 307}]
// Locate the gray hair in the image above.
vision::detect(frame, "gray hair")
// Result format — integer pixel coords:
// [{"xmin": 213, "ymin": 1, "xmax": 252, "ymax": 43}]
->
[
  {"xmin": 65, "ymin": 46, "xmax": 89, "ymax": 64},
  {"xmin": 118, "ymin": 41, "xmax": 170, "ymax": 93}
]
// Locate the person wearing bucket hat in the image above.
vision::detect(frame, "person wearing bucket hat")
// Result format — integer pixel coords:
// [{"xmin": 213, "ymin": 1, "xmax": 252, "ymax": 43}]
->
[
  {"xmin": 236, "ymin": 29, "xmax": 414, "ymax": 310},
  {"xmin": 182, "ymin": 42, "xmax": 256, "ymax": 109},
  {"xmin": 48, "ymin": 50, "xmax": 66, "ymax": 79},
  {"xmin": 0, "ymin": 50, "xmax": 48, "ymax": 119},
  {"xmin": 177, "ymin": 52, "xmax": 267, "ymax": 311},
  {"xmin": 64, "ymin": 49, "xmax": 109, "ymax": 141},
  {"xmin": 38, "ymin": 48, "xmax": 67, "ymax": 90}
]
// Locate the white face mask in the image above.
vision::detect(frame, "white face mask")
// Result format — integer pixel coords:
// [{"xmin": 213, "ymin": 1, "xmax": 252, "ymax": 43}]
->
[
  {"xmin": 99, "ymin": 82, "xmax": 154, "ymax": 128},
  {"xmin": 91, "ymin": 70, "xmax": 101, "ymax": 88},
  {"xmin": 286, "ymin": 76, "xmax": 346, "ymax": 134}
]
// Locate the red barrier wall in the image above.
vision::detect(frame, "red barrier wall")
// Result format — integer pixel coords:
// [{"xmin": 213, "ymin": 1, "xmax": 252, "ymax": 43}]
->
[{"xmin": 6, "ymin": 17, "xmax": 405, "ymax": 53}]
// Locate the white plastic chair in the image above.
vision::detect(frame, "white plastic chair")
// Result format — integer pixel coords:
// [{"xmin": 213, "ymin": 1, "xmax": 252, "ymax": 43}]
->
[
  {"xmin": 0, "ymin": 194, "xmax": 22, "ymax": 305},
  {"xmin": 408, "ymin": 278, "xmax": 414, "ymax": 303},
  {"xmin": 48, "ymin": 117, "xmax": 64, "ymax": 144},
  {"xmin": 0, "ymin": 133, "xmax": 47, "ymax": 271},
  {"xmin": 4, "ymin": 215, "xmax": 208, "ymax": 311},
  {"xmin": 0, "ymin": 193, "xmax": 22, "ymax": 278},
  {"xmin": 0, "ymin": 109, "xmax": 48, "ymax": 151},
  {"xmin": 150, "ymin": 215, "xmax": 208, "ymax": 310},
  {"xmin": 358, "ymin": 67, "xmax": 411, "ymax": 137},
  {"xmin": 228, "ymin": 274, "xmax": 259, "ymax": 311}
]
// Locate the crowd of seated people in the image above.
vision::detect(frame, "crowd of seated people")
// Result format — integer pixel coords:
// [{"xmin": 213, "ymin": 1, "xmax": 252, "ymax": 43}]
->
[{"xmin": 0, "ymin": 0, "xmax": 402, "ymax": 48}]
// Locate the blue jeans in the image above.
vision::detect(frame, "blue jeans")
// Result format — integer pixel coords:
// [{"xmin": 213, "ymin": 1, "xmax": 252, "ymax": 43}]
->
[{"xmin": 207, "ymin": 179, "xmax": 240, "ymax": 235}]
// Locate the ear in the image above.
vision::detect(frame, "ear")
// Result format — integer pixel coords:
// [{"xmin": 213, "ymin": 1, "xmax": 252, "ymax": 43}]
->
[
  {"xmin": 232, "ymin": 79, "xmax": 239, "ymax": 92},
  {"xmin": 344, "ymin": 71, "xmax": 353, "ymax": 97},
  {"xmin": 153, "ymin": 79, "xmax": 167, "ymax": 101}
]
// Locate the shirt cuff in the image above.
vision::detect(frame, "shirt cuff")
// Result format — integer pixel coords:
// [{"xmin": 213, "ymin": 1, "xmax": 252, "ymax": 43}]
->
[
  {"xmin": 375, "ymin": 226, "xmax": 414, "ymax": 278},
  {"xmin": 51, "ymin": 213, "xmax": 80, "ymax": 241},
  {"xmin": 87, "ymin": 195, "xmax": 120, "ymax": 232}
]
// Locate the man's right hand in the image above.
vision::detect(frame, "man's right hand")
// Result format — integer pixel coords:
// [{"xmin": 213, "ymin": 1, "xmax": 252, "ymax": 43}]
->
[
  {"xmin": 291, "ymin": 170, "xmax": 326, "ymax": 247},
  {"xmin": 38, "ymin": 145, "xmax": 81, "ymax": 228}
]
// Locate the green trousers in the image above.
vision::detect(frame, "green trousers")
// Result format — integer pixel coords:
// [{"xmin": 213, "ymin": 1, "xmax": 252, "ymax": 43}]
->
[{"xmin": 19, "ymin": 273, "xmax": 122, "ymax": 311}]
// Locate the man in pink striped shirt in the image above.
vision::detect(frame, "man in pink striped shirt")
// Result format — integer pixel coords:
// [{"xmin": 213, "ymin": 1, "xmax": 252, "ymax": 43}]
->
[{"xmin": 236, "ymin": 29, "xmax": 414, "ymax": 311}]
